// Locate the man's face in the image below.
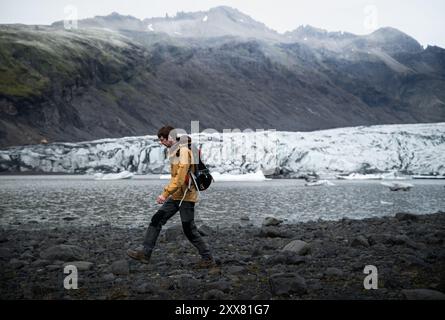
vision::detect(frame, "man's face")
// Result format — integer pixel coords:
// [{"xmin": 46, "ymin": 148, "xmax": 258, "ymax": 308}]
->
[{"xmin": 159, "ymin": 136, "xmax": 174, "ymax": 148}]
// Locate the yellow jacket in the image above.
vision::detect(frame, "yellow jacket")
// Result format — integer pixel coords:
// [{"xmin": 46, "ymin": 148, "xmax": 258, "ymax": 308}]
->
[{"xmin": 161, "ymin": 142, "xmax": 198, "ymax": 202}]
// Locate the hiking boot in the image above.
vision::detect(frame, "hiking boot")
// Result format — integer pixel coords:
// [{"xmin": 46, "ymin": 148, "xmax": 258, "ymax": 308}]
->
[
  {"xmin": 195, "ymin": 257, "xmax": 217, "ymax": 269},
  {"xmin": 126, "ymin": 248, "xmax": 151, "ymax": 264}
]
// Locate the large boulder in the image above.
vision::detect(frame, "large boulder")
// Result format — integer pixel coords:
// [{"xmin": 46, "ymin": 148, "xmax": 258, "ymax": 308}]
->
[
  {"xmin": 350, "ymin": 235, "xmax": 370, "ymax": 248},
  {"xmin": 258, "ymin": 227, "xmax": 293, "ymax": 238},
  {"xmin": 262, "ymin": 217, "xmax": 283, "ymax": 227},
  {"xmin": 282, "ymin": 240, "xmax": 311, "ymax": 255},
  {"xmin": 111, "ymin": 260, "xmax": 130, "ymax": 275},
  {"xmin": 269, "ymin": 273, "xmax": 307, "ymax": 296}
]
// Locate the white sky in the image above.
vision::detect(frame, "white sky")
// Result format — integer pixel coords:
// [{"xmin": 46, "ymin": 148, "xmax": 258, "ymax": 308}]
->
[{"xmin": 0, "ymin": 0, "xmax": 444, "ymax": 48}]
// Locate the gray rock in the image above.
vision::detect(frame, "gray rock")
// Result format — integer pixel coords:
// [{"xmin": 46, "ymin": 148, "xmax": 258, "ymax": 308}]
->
[
  {"xmin": 206, "ymin": 280, "xmax": 232, "ymax": 293},
  {"xmin": 198, "ymin": 225, "xmax": 216, "ymax": 237},
  {"xmin": 31, "ymin": 259, "xmax": 51, "ymax": 267},
  {"xmin": 20, "ymin": 251, "xmax": 34, "ymax": 260},
  {"xmin": 401, "ymin": 289, "xmax": 445, "ymax": 300},
  {"xmin": 103, "ymin": 273, "xmax": 115, "ymax": 281},
  {"xmin": 350, "ymin": 235, "xmax": 370, "ymax": 248},
  {"xmin": 325, "ymin": 267, "xmax": 344, "ymax": 277},
  {"xmin": 111, "ymin": 260, "xmax": 130, "ymax": 275},
  {"xmin": 240, "ymin": 216, "xmax": 250, "ymax": 221},
  {"xmin": 0, "ymin": 248, "xmax": 12, "ymax": 260},
  {"xmin": 40, "ymin": 245, "xmax": 87, "ymax": 261},
  {"xmin": 395, "ymin": 212, "xmax": 419, "ymax": 221},
  {"xmin": 63, "ymin": 261, "xmax": 94, "ymax": 271},
  {"xmin": 266, "ymin": 252, "xmax": 306, "ymax": 265},
  {"xmin": 163, "ymin": 224, "xmax": 183, "ymax": 242},
  {"xmin": 269, "ymin": 273, "xmax": 307, "ymax": 296},
  {"xmin": 226, "ymin": 265, "xmax": 245, "ymax": 274},
  {"xmin": 389, "ymin": 235, "xmax": 411, "ymax": 245},
  {"xmin": 9, "ymin": 258, "xmax": 26, "ymax": 269},
  {"xmin": 263, "ymin": 217, "xmax": 283, "ymax": 227},
  {"xmin": 62, "ymin": 216, "xmax": 79, "ymax": 221},
  {"xmin": 282, "ymin": 240, "xmax": 311, "ymax": 255},
  {"xmin": 134, "ymin": 283, "xmax": 156, "ymax": 294},
  {"xmin": 258, "ymin": 227, "xmax": 293, "ymax": 238},
  {"xmin": 203, "ymin": 289, "xmax": 226, "ymax": 300}
]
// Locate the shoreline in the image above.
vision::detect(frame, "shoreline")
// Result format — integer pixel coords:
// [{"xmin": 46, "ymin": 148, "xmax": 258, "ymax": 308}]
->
[{"xmin": 1, "ymin": 212, "xmax": 444, "ymax": 300}]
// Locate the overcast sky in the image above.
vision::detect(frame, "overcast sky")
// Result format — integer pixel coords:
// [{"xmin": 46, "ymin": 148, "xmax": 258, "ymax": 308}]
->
[{"xmin": 0, "ymin": 0, "xmax": 444, "ymax": 48}]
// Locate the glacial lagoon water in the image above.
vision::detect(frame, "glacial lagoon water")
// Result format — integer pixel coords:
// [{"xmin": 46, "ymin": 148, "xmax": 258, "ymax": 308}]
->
[{"xmin": 0, "ymin": 175, "xmax": 444, "ymax": 229}]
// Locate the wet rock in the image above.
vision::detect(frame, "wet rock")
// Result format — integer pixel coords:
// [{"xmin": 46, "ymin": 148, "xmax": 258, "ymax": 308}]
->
[
  {"xmin": 111, "ymin": 260, "xmax": 129, "ymax": 276},
  {"xmin": 31, "ymin": 259, "xmax": 51, "ymax": 267},
  {"xmin": 324, "ymin": 267, "xmax": 344, "ymax": 277},
  {"xmin": 389, "ymin": 235, "xmax": 412, "ymax": 246},
  {"xmin": 203, "ymin": 289, "xmax": 226, "ymax": 300},
  {"xmin": 282, "ymin": 240, "xmax": 311, "ymax": 255},
  {"xmin": 20, "ymin": 251, "xmax": 35, "ymax": 260},
  {"xmin": 198, "ymin": 225, "xmax": 216, "ymax": 237},
  {"xmin": 266, "ymin": 251, "xmax": 306, "ymax": 265},
  {"xmin": 206, "ymin": 280, "xmax": 232, "ymax": 293},
  {"xmin": 240, "ymin": 216, "xmax": 250, "ymax": 221},
  {"xmin": 9, "ymin": 258, "xmax": 26, "ymax": 269},
  {"xmin": 62, "ymin": 216, "xmax": 79, "ymax": 221},
  {"xmin": 401, "ymin": 289, "xmax": 445, "ymax": 300},
  {"xmin": 350, "ymin": 235, "xmax": 370, "ymax": 248},
  {"xmin": 134, "ymin": 282, "xmax": 156, "ymax": 294},
  {"xmin": 258, "ymin": 227, "xmax": 293, "ymax": 238},
  {"xmin": 0, "ymin": 248, "xmax": 12, "ymax": 260},
  {"xmin": 269, "ymin": 273, "xmax": 307, "ymax": 296},
  {"xmin": 103, "ymin": 273, "xmax": 115, "ymax": 281},
  {"xmin": 263, "ymin": 217, "xmax": 283, "ymax": 227},
  {"xmin": 226, "ymin": 265, "xmax": 245, "ymax": 274},
  {"xmin": 40, "ymin": 245, "xmax": 87, "ymax": 261}
]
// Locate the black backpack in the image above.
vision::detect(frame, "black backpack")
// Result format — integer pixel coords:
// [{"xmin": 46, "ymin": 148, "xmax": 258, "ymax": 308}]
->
[
  {"xmin": 191, "ymin": 147, "xmax": 213, "ymax": 191},
  {"xmin": 177, "ymin": 136, "xmax": 213, "ymax": 191}
]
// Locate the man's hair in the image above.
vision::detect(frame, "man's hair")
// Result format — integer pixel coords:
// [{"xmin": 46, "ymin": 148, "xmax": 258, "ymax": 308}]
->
[{"xmin": 157, "ymin": 126, "xmax": 175, "ymax": 139}]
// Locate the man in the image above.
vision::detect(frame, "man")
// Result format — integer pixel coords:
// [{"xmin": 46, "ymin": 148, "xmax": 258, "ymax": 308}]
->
[{"xmin": 127, "ymin": 126, "xmax": 215, "ymax": 268}]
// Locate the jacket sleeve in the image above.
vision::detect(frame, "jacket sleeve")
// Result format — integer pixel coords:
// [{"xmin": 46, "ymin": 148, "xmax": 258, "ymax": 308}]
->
[{"xmin": 161, "ymin": 147, "xmax": 190, "ymax": 198}]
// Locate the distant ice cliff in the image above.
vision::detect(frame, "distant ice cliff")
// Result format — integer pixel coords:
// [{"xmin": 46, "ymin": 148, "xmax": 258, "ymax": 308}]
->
[{"xmin": 0, "ymin": 123, "xmax": 444, "ymax": 177}]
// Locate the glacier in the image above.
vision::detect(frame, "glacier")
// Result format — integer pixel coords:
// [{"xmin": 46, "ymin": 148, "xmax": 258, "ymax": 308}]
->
[{"xmin": 0, "ymin": 123, "xmax": 444, "ymax": 177}]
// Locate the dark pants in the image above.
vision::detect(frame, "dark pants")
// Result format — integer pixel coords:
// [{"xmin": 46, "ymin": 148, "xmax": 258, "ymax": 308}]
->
[{"xmin": 143, "ymin": 198, "xmax": 212, "ymax": 259}]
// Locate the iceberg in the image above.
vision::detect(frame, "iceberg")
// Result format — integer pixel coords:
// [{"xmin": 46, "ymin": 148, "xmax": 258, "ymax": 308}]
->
[
  {"xmin": 94, "ymin": 171, "xmax": 134, "ymax": 180},
  {"xmin": 381, "ymin": 182, "xmax": 414, "ymax": 191},
  {"xmin": 305, "ymin": 180, "xmax": 335, "ymax": 187},
  {"xmin": 336, "ymin": 173, "xmax": 383, "ymax": 180},
  {"xmin": 412, "ymin": 175, "xmax": 445, "ymax": 179},
  {"xmin": 210, "ymin": 171, "xmax": 270, "ymax": 182}
]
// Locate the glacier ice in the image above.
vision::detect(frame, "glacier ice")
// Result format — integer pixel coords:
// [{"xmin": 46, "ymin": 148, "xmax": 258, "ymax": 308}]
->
[
  {"xmin": 0, "ymin": 123, "xmax": 444, "ymax": 178},
  {"xmin": 94, "ymin": 171, "xmax": 134, "ymax": 180}
]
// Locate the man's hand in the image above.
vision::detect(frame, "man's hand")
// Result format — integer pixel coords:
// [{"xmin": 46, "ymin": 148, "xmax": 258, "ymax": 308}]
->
[{"xmin": 156, "ymin": 194, "xmax": 167, "ymax": 204}]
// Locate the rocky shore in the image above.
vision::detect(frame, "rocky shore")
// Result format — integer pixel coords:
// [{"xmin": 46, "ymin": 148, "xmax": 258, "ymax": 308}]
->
[{"xmin": 1, "ymin": 212, "xmax": 444, "ymax": 300}]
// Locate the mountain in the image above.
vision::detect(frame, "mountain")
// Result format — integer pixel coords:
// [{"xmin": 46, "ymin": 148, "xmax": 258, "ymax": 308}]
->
[
  {"xmin": 0, "ymin": 6, "xmax": 444, "ymax": 148},
  {"xmin": 1, "ymin": 123, "xmax": 444, "ymax": 176}
]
